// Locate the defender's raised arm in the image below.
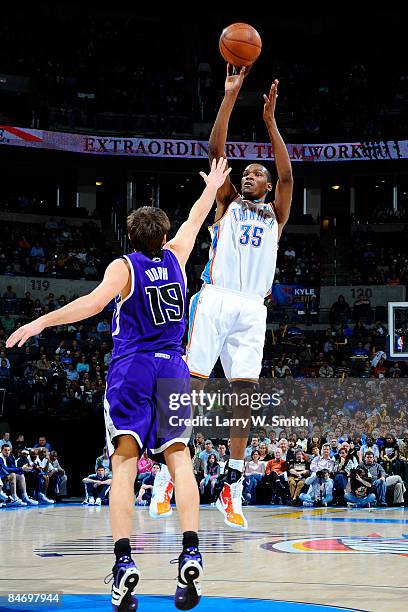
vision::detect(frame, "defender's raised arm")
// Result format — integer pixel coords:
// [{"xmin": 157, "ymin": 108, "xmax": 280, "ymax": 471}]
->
[
  {"xmin": 6, "ymin": 259, "xmax": 129, "ymax": 348},
  {"xmin": 165, "ymin": 157, "xmax": 231, "ymax": 266}
]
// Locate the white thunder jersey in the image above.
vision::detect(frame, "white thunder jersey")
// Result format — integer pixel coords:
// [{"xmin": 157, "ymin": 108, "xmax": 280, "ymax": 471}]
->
[{"xmin": 201, "ymin": 195, "xmax": 279, "ymax": 298}]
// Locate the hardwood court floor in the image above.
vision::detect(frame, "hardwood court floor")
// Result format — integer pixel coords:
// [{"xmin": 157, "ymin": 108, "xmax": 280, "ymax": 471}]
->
[{"xmin": 1, "ymin": 503, "xmax": 407, "ymax": 611}]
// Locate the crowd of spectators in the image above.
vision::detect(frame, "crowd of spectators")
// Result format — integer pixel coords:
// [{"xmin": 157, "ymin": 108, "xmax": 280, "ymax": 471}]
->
[
  {"xmin": 1, "ymin": 281, "xmax": 408, "ymax": 424},
  {"xmin": 352, "ymin": 202, "xmax": 408, "ymax": 224},
  {"xmin": 0, "ymin": 433, "xmax": 67, "ymax": 507},
  {"xmin": 0, "ymin": 287, "xmax": 112, "ymax": 417},
  {"xmin": 350, "ymin": 229, "xmax": 408, "ymax": 285},
  {"xmin": 189, "ymin": 431, "xmax": 407, "ymax": 508},
  {"xmin": 75, "ymin": 427, "xmax": 408, "ymax": 509},
  {"xmin": 0, "ymin": 9, "xmax": 406, "ymax": 140},
  {"xmin": 2, "ymin": 300, "xmax": 408, "ymax": 509},
  {"xmin": 0, "ymin": 217, "xmax": 116, "ymax": 281}
]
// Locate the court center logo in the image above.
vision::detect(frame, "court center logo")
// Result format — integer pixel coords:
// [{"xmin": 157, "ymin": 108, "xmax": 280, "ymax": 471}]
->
[{"xmin": 262, "ymin": 535, "xmax": 408, "ymax": 556}]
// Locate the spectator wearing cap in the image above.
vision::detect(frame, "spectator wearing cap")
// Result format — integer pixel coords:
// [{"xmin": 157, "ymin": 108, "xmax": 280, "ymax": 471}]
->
[
  {"xmin": 360, "ymin": 436, "xmax": 380, "ymax": 459},
  {"xmin": 299, "ymin": 470, "xmax": 334, "ymax": 506},
  {"xmin": 198, "ymin": 440, "xmax": 219, "ymax": 471},
  {"xmin": 60, "ymin": 350, "xmax": 73, "ymax": 367},
  {"xmin": 66, "ymin": 362, "xmax": 79, "ymax": 381},
  {"xmin": 345, "ymin": 465, "xmax": 376, "ymax": 507}
]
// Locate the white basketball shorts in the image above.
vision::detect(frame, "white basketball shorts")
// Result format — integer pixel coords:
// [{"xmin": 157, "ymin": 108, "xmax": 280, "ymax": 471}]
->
[{"xmin": 185, "ymin": 284, "xmax": 266, "ymax": 381}]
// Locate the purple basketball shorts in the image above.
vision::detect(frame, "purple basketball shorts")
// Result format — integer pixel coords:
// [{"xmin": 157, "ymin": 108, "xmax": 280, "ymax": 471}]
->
[{"xmin": 104, "ymin": 351, "xmax": 192, "ymax": 457}]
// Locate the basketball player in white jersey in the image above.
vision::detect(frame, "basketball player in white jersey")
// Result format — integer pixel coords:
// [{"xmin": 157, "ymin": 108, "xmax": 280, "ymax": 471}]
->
[{"xmin": 186, "ymin": 65, "xmax": 293, "ymax": 529}]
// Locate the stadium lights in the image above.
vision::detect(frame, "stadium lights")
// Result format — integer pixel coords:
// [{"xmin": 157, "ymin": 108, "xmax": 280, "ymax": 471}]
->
[
  {"xmin": 96, "ymin": 181, "xmax": 103, "ymax": 186},
  {"xmin": 331, "ymin": 184, "xmax": 341, "ymax": 190}
]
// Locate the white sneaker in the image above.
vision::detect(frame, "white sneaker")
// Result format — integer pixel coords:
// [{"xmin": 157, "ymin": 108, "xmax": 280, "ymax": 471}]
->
[
  {"xmin": 88, "ymin": 496, "xmax": 95, "ymax": 506},
  {"xmin": 94, "ymin": 498, "xmax": 102, "ymax": 506},
  {"xmin": 82, "ymin": 498, "xmax": 89, "ymax": 505},
  {"xmin": 38, "ymin": 493, "xmax": 55, "ymax": 504},
  {"xmin": 12, "ymin": 497, "xmax": 27, "ymax": 506},
  {"xmin": 216, "ymin": 478, "xmax": 248, "ymax": 530},
  {"xmin": 22, "ymin": 496, "xmax": 39, "ymax": 506},
  {"xmin": 0, "ymin": 491, "xmax": 9, "ymax": 502},
  {"xmin": 149, "ymin": 465, "xmax": 173, "ymax": 519}
]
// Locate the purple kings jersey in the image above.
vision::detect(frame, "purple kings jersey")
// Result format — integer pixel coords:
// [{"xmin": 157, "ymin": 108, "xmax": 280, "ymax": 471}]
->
[{"xmin": 111, "ymin": 249, "xmax": 186, "ymax": 359}]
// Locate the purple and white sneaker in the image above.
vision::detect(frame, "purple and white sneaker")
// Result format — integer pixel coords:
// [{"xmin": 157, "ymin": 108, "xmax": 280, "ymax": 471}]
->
[
  {"xmin": 106, "ymin": 555, "xmax": 140, "ymax": 611},
  {"xmin": 172, "ymin": 547, "xmax": 203, "ymax": 610}
]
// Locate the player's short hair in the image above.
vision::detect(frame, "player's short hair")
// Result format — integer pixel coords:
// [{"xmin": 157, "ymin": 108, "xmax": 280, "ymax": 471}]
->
[
  {"xmin": 127, "ymin": 206, "xmax": 171, "ymax": 255},
  {"xmin": 263, "ymin": 167, "xmax": 272, "ymax": 183},
  {"xmin": 243, "ymin": 164, "xmax": 272, "ymax": 183}
]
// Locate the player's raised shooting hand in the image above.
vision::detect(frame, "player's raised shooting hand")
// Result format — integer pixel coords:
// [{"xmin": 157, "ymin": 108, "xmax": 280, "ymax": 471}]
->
[
  {"xmin": 263, "ymin": 79, "xmax": 279, "ymax": 126},
  {"xmin": 225, "ymin": 63, "xmax": 248, "ymax": 96},
  {"xmin": 199, "ymin": 157, "xmax": 231, "ymax": 190},
  {"xmin": 6, "ymin": 319, "xmax": 45, "ymax": 348}
]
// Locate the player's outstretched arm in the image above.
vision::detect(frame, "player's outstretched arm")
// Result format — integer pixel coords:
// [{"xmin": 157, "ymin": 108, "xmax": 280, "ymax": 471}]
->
[
  {"xmin": 263, "ymin": 79, "xmax": 293, "ymax": 234},
  {"xmin": 165, "ymin": 158, "xmax": 231, "ymax": 267},
  {"xmin": 208, "ymin": 64, "xmax": 248, "ymax": 214},
  {"xmin": 5, "ymin": 258, "xmax": 129, "ymax": 348}
]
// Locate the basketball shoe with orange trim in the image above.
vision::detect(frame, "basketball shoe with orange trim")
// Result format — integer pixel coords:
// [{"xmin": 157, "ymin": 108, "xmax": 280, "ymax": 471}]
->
[
  {"xmin": 216, "ymin": 478, "xmax": 248, "ymax": 530},
  {"xmin": 149, "ymin": 464, "xmax": 174, "ymax": 519}
]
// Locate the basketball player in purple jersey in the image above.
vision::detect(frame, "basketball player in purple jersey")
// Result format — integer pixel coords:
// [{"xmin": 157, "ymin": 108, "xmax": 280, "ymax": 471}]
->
[{"xmin": 6, "ymin": 158, "xmax": 231, "ymax": 612}]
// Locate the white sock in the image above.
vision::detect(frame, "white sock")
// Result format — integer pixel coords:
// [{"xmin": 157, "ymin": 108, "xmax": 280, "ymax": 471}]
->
[{"xmin": 228, "ymin": 459, "xmax": 244, "ymax": 473}]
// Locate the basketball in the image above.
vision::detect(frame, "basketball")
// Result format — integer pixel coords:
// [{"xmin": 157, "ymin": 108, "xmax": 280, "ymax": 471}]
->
[{"xmin": 219, "ymin": 23, "xmax": 262, "ymax": 67}]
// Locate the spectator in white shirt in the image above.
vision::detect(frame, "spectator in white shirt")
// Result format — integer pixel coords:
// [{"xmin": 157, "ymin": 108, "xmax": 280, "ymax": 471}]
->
[{"xmin": 310, "ymin": 443, "xmax": 335, "ymax": 473}]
